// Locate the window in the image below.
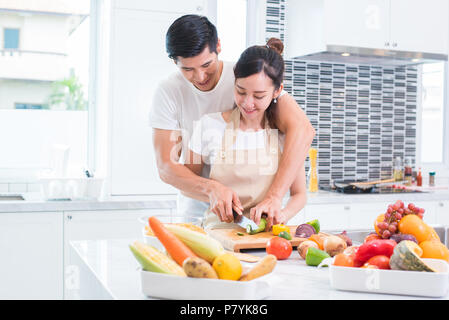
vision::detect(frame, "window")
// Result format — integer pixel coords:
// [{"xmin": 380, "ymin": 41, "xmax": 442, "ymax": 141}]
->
[
  {"xmin": 0, "ymin": 1, "xmax": 93, "ymax": 179},
  {"xmin": 217, "ymin": 0, "xmax": 247, "ymax": 62},
  {"xmin": 418, "ymin": 61, "xmax": 449, "ymax": 177},
  {"xmin": 4, "ymin": 28, "xmax": 19, "ymax": 49}
]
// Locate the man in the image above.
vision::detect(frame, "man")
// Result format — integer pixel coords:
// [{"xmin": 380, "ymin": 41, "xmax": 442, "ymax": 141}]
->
[{"xmin": 150, "ymin": 15, "xmax": 315, "ymax": 228}]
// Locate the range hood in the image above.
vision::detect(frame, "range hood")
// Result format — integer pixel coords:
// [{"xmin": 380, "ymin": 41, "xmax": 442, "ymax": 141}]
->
[{"xmin": 295, "ymin": 45, "xmax": 448, "ymax": 66}]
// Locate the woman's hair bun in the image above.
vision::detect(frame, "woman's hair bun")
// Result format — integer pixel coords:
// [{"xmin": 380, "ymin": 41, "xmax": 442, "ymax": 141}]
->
[{"xmin": 266, "ymin": 37, "xmax": 284, "ymax": 55}]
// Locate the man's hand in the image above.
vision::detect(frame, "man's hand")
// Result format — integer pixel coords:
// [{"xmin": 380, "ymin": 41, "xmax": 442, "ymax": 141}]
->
[
  {"xmin": 249, "ymin": 194, "xmax": 283, "ymax": 231},
  {"xmin": 208, "ymin": 181, "xmax": 244, "ymax": 223}
]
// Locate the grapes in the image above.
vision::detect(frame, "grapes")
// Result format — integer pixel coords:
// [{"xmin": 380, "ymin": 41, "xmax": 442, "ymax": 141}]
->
[{"xmin": 377, "ymin": 200, "xmax": 426, "ymax": 240}]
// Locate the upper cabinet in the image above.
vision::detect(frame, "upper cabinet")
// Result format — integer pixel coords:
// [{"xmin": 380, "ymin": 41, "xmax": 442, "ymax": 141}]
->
[{"xmin": 285, "ymin": 0, "xmax": 449, "ymax": 58}]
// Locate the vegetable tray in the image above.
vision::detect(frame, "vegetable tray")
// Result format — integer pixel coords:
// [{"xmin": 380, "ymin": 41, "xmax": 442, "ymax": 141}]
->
[
  {"xmin": 140, "ymin": 269, "xmax": 272, "ymax": 300},
  {"xmin": 329, "ymin": 258, "xmax": 449, "ymax": 297}
]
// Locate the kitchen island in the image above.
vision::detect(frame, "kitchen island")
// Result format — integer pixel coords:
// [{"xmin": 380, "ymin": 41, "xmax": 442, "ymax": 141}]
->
[{"xmin": 68, "ymin": 238, "xmax": 449, "ymax": 300}]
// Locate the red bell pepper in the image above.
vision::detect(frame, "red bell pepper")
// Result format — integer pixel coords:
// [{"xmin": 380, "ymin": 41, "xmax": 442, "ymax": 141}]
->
[{"xmin": 354, "ymin": 239, "xmax": 396, "ymax": 267}]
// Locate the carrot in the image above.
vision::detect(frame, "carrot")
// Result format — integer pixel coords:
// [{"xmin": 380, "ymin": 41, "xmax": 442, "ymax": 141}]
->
[
  {"xmin": 309, "ymin": 234, "xmax": 324, "ymax": 250},
  {"xmin": 148, "ymin": 216, "xmax": 198, "ymax": 266}
]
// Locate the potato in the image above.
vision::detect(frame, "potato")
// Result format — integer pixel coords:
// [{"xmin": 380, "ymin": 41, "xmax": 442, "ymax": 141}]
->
[
  {"xmin": 323, "ymin": 235, "xmax": 347, "ymax": 257},
  {"xmin": 239, "ymin": 254, "xmax": 277, "ymax": 281},
  {"xmin": 297, "ymin": 240, "xmax": 319, "ymax": 259},
  {"xmin": 183, "ymin": 257, "xmax": 218, "ymax": 279}
]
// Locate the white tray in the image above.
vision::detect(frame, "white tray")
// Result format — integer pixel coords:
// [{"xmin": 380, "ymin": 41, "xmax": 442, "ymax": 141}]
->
[
  {"xmin": 329, "ymin": 258, "xmax": 449, "ymax": 298},
  {"xmin": 140, "ymin": 270, "xmax": 272, "ymax": 300}
]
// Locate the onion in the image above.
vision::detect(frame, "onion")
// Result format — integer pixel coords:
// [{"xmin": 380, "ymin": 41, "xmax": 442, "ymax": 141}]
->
[
  {"xmin": 337, "ymin": 230, "xmax": 353, "ymax": 247},
  {"xmin": 295, "ymin": 224, "xmax": 316, "ymax": 238},
  {"xmin": 323, "ymin": 235, "xmax": 347, "ymax": 257}
]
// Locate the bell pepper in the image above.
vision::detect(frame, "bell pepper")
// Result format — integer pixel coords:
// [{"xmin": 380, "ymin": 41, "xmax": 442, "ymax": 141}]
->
[
  {"xmin": 354, "ymin": 239, "xmax": 396, "ymax": 267},
  {"xmin": 272, "ymin": 224, "xmax": 290, "ymax": 236}
]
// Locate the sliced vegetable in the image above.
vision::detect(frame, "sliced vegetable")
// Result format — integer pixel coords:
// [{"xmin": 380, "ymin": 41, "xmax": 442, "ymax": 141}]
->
[
  {"xmin": 389, "ymin": 240, "xmax": 435, "ymax": 272},
  {"xmin": 149, "ymin": 216, "xmax": 198, "ymax": 266},
  {"xmin": 272, "ymin": 224, "xmax": 290, "ymax": 236},
  {"xmin": 306, "ymin": 219, "xmax": 320, "ymax": 233},
  {"xmin": 247, "ymin": 218, "xmax": 267, "ymax": 235},
  {"xmin": 333, "ymin": 253, "xmax": 355, "ymax": 267},
  {"xmin": 239, "ymin": 254, "xmax": 277, "ymax": 281},
  {"xmin": 183, "ymin": 257, "xmax": 218, "ymax": 279},
  {"xmin": 129, "ymin": 241, "xmax": 186, "ymax": 276},
  {"xmin": 323, "ymin": 235, "xmax": 347, "ymax": 257},
  {"xmin": 278, "ymin": 231, "xmax": 292, "ymax": 240},
  {"xmin": 297, "ymin": 240, "xmax": 318, "ymax": 259},
  {"xmin": 305, "ymin": 247, "xmax": 330, "ymax": 266},
  {"xmin": 295, "ymin": 223, "xmax": 316, "ymax": 238},
  {"xmin": 165, "ymin": 224, "xmax": 225, "ymax": 263}
]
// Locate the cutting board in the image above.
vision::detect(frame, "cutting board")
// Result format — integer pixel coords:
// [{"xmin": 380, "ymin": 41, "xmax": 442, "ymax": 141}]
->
[{"xmin": 208, "ymin": 225, "xmax": 315, "ymax": 252}]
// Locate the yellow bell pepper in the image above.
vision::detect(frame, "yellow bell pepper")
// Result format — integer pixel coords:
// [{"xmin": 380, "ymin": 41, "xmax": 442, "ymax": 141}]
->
[{"xmin": 272, "ymin": 224, "xmax": 290, "ymax": 236}]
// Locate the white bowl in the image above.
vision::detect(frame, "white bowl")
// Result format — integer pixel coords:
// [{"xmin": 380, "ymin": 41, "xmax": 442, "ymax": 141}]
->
[{"xmin": 140, "ymin": 215, "xmax": 203, "ymax": 252}]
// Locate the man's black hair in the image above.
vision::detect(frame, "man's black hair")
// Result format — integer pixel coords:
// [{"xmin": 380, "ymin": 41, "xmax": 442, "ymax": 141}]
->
[{"xmin": 166, "ymin": 14, "xmax": 218, "ymax": 60}]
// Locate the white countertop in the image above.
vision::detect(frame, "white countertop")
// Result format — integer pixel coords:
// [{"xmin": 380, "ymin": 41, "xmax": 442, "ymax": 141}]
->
[
  {"xmin": 69, "ymin": 238, "xmax": 449, "ymax": 300},
  {"xmin": 1, "ymin": 188, "xmax": 448, "ymax": 213}
]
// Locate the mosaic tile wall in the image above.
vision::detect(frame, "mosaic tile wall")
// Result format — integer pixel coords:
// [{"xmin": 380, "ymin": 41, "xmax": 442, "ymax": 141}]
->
[{"xmin": 265, "ymin": 0, "xmax": 417, "ymax": 187}]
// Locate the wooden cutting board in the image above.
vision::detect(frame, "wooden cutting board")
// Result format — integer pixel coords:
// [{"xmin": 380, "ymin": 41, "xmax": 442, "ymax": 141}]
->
[{"xmin": 208, "ymin": 225, "xmax": 315, "ymax": 252}]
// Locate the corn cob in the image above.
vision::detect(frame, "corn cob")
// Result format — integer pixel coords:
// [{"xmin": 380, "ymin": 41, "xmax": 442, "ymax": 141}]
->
[{"xmin": 129, "ymin": 241, "xmax": 186, "ymax": 276}]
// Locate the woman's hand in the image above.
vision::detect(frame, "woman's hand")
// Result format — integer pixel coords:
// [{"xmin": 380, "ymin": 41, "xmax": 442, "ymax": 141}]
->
[
  {"xmin": 249, "ymin": 195, "xmax": 283, "ymax": 231},
  {"xmin": 208, "ymin": 181, "xmax": 243, "ymax": 223}
]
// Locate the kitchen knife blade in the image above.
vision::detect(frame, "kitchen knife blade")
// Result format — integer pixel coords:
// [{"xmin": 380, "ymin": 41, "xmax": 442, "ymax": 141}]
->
[{"xmin": 232, "ymin": 210, "xmax": 259, "ymax": 232}]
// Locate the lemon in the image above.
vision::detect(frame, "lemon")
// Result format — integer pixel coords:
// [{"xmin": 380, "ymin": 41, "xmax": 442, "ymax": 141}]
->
[{"xmin": 212, "ymin": 253, "xmax": 242, "ymax": 281}]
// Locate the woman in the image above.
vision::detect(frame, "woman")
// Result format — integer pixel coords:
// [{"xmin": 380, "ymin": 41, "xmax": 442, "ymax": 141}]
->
[{"xmin": 185, "ymin": 38, "xmax": 307, "ymax": 230}]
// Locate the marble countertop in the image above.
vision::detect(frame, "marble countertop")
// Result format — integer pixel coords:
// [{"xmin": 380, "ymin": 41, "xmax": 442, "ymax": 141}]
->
[
  {"xmin": 69, "ymin": 238, "xmax": 448, "ymax": 300},
  {"xmin": 1, "ymin": 187, "xmax": 448, "ymax": 213}
]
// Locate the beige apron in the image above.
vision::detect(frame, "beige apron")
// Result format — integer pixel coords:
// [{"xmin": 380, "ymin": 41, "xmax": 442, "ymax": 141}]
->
[{"xmin": 203, "ymin": 107, "xmax": 282, "ymax": 230}]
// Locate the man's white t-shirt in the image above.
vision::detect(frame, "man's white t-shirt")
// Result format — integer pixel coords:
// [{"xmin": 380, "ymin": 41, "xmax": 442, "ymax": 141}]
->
[{"xmin": 149, "ymin": 61, "xmax": 236, "ymax": 217}]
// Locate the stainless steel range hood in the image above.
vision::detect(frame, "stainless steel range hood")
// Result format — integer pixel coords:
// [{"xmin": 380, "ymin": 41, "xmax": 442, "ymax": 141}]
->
[{"xmin": 296, "ymin": 45, "xmax": 448, "ymax": 66}]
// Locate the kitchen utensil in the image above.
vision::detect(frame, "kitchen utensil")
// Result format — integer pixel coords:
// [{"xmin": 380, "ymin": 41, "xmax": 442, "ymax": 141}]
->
[
  {"xmin": 232, "ymin": 210, "xmax": 259, "ymax": 232},
  {"xmin": 333, "ymin": 180, "xmax": 374, "ymax": 193},
  {"xmin": 207, "ymin": 226, "xmax": 324, "ymax": 252}
]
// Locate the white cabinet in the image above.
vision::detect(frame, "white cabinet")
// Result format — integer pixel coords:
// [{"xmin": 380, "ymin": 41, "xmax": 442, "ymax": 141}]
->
[
  {"xmin": 286, "ymin": 0, "xmax": 449, "ymax": 58},
  {"xmin": 0, "ymin": 212, "xmax": 63, "ymax": 299},
  {"xmin": 436, "ymin": 201, "xmax": 449, "ymax": 226},
  {"xmin": 108, "ymin": 0, "xmax": 210, "ymax": 196},
  {"xmin": 63, "ymin": 209, "xmax": 170, "ymax": 299},
  {"xmin": 305, "ymin": 204, "xmax": 350, "ymax": 231}
]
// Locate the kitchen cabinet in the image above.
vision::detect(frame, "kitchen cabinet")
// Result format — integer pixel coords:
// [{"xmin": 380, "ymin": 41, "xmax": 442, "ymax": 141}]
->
[
  {"xmin": 286, "ymin": 0, "xmax": 449, "ymax": 58},
  {"xmin": 107, "ymin": 0, "xmax": 212, "ymax": 196},
  {"xmin": 436, "ymin": 201, "xmax": 449, "ymax": 226},
  {"xmin": 63, "ymin": 208, "xmax": 170, "ymax": 299},
  {"xmin": 0, "ymin": 212, "xmax": 63, "ymax": 299},
  {"xmin": 304, "ymin": 204, "xmax": 350, "ymax": 231}
]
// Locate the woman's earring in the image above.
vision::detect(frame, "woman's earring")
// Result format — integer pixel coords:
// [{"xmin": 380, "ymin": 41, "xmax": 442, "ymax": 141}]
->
[{"xmin": 273, "ymin": 98, "xmax": 278, "ymax": 104}]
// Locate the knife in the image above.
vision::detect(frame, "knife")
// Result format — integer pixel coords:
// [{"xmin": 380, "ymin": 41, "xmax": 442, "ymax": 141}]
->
[{"xmin": 232, "ymin": 210, "xmax": 259, "ymax": 233}]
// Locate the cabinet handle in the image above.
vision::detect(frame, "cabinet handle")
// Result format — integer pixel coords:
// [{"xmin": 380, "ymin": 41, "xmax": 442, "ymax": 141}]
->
[
  {"xmin": 196, "ymin": 6, "xmax": 203, "ymax": 11},
  {"xmin": 392, "ymin": 42, "xmax": 397, "ymax": 47},
  {"xmin": 67, "ymin": 215, "xmax": 72, "ymax": 220},
  {"xmin": 385, "ymin": 42, "xmax": 390, "ymax": 47},
  {"xmin": 344, "ymin": 206, "xmax": 350, "ymax": 211},
  {"xmin": 439, "ymin": 202, "xmax": 444, "ymax": 207}
]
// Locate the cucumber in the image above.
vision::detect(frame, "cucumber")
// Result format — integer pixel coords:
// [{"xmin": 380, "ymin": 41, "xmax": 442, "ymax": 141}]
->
[{"xmin": 246, "ymin": 218, "xmax": 267, "ymax": 235}]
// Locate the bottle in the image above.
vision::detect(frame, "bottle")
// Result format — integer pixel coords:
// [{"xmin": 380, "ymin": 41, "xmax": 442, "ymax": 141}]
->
[
  {"xmin": 429, "ymin": 171, "xmax": 436, "ymax": 187},
  {"xmin": 308, "ymin": 148, "xmax": 318, "ymax": 192},
  {"xmin": 416, "ymin": 167, "xmax": 422, "ymax": 187},
  {"xmin": 404, "ymin": 157, "xmax": 412, "ymax": 186},
  {"xmin": 393, "ymin": 157, "xmax": 403, "ymax": 182}
]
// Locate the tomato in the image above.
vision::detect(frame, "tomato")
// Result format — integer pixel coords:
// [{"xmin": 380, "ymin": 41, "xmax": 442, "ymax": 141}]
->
[
  {"xmin": 266, "ymin": 237, "xmax": 292, "ymax": 260},
  {"xmin": 364, "ymin": 255, "xmax": 390, "ymax": 269},
  {"xmin": 333, "ymin": 253, "xmax": 355, "ymax": 267},
  {"xmin": 364, "ymin": 233, "xmax": 382, "ymax": 243}
]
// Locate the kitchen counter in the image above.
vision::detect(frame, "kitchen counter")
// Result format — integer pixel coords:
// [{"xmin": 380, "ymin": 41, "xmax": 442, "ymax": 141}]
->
[
  {"xmin": 1, "ymin": 188, "xmax": 448, "ymax": 213},
  {"xmin": 68, "ymin": 238, "xmax": 449, "ymax": 300}
]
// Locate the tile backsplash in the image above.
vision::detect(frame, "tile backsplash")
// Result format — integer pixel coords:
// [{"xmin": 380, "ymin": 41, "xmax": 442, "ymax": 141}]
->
[{"xmin": 266, "ymin": 0, "xmax": 417, "ymax": 187}]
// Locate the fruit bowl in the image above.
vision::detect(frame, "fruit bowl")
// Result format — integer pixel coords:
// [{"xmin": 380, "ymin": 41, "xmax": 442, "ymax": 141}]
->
[{"xmin": 139, "ymin": 215, "xmax": 203, "ymax": 252}]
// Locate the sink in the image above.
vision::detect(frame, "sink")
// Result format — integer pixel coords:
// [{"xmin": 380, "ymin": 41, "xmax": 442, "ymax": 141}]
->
[{"xmin": 0, "ymin": 194, "xmax": 25, "ymax": 201}]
